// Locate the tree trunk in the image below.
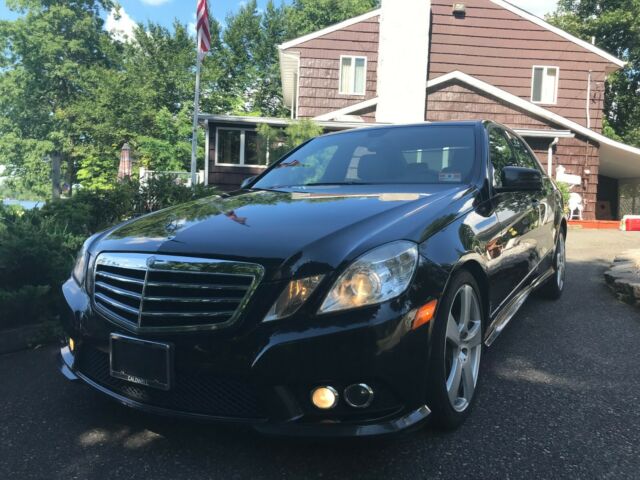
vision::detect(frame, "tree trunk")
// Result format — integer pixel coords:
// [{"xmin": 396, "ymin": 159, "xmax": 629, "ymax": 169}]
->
[
  {"xmin": 51, "ymin": 153, "xmax": 61, "ymax": 200},
  {"xmin": 67, "ymin": 154, "xmax": 74, "ymax": 196}
]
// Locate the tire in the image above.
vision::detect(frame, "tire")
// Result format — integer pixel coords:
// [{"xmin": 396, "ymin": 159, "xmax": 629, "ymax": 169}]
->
[
  {"xmin": 537, "ymin": 231, "xmax": 566, "ymax": 300},
  {"xmin": 426, "ymin": 270, "xmax": 484, "ymax": 430}
]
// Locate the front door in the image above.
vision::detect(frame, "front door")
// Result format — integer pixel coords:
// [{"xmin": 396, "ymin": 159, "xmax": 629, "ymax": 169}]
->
[
  {"xmin": 487, "ymin": 126, "xmax": 542, "ymax": 312},
  {"xmin": 506, "ymin": 131, "xmax": 557, "ymax": 270}
]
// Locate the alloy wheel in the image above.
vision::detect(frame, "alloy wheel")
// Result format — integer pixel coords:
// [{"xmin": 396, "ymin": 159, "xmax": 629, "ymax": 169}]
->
[{"xmin": 444, "ymin": 284, "xmax": 482, "ymax": 412}]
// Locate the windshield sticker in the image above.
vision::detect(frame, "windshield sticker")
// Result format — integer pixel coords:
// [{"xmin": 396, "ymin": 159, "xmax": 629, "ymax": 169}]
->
[{"xmin": 439, "ymin": 172, "xmax": 462, "ymax": 182}]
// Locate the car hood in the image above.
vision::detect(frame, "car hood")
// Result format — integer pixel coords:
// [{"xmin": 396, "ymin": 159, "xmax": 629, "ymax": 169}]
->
[{"xmin": 95, "ymin": 186, "xmax": 474, "ymax": 281}]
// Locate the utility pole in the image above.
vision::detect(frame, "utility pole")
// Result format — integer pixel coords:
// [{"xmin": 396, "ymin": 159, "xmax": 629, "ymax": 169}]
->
[{"xmin": 190, "ymin": 31, "xmax": 203, "ymax": 187}]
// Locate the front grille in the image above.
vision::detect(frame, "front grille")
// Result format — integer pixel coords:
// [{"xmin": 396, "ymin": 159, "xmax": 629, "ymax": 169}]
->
[
  {"xmin": 77, "ymin": 345, "xmax": 265, "ymax": 419},
  {"xmin": 92, "ymin": 253, "xmax": 264, "ymax": 333}
]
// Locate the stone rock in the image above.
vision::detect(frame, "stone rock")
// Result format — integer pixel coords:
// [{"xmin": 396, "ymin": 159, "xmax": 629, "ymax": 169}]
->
[{"xmin": 604, "ymin": 251, "xmax": 640, "ymax": 308}]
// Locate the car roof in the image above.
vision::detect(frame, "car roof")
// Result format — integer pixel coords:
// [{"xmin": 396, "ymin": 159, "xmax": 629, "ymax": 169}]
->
[{"xmin": 320, "ymin": 120, "xmax": 492, "ymax": 139}]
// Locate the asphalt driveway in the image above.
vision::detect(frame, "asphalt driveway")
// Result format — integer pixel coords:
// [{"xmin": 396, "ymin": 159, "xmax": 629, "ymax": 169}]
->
[{"xmin": 1, "ymin": 229, "xmax": 639, "ymax": 479}]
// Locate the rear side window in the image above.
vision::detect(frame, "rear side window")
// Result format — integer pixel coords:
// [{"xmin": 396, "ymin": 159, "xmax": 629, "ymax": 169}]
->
[{"xmin": 488, "ymin": 128, "xmax": 516, "ymax": 187}]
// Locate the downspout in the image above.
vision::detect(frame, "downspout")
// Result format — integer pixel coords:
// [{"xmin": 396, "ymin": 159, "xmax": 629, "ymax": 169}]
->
[
  {"xmin": 586, "ymin": 70, "xmax": 592, "ymax": 129},
  {"xmin": 548, "ymin": 137, "xmax": 559, "ymax": 176},
  {"xmin": 291, "ymin": 72, "xmax": 296, "ymax": 120}
]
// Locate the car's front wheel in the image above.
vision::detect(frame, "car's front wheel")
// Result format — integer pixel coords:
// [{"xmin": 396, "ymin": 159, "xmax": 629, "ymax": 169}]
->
[{"xmin": 426, "ymin": 271, "xmax": 484, "ymax": 430}]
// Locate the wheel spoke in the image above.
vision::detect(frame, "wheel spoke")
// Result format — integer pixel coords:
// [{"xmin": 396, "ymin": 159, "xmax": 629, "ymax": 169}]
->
[
  {"xmin": 446, "ymin": 313, "xmax": 461, "ymax": 346},
  {"xmin": 460, "ymin": 286, "xmax": 472, "ymax": 331},
  {"xmin": 461, "ymin": 362, "xmax": 475, "ymax": 401},
  {"xmin": 447, "ymin": 356, "xmax": 463, "ymax": 405},
  {"xmin": 465, "ymin": 322, "xmax": 482, "ymax": 348}
]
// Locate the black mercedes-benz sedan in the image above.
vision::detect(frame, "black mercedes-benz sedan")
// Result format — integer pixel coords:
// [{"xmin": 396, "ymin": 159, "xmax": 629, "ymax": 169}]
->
[{"xmin": 60, "ymin": 121, "xmax": 566, "ymax": 436}]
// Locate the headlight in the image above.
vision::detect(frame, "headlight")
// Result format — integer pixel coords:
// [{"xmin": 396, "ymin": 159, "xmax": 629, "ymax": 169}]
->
[
  {"xmin": 318, "ymin": 241, "xmax": 418, "ymax": 314},
  {"xmin": 72, "ymin": 237, "xmax": 94, "ymax": 287},
  {"xmin": 264, "ymin": 275, "xmax": 324, "ymax": 322}
]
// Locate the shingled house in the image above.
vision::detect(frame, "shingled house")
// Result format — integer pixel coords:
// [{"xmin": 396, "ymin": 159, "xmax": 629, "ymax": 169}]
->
[{"xmin": 200, "ymin": 0, "xmax": 640, "ymax": 220}]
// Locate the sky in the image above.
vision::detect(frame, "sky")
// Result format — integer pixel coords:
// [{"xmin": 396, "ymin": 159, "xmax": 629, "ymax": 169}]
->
[{"xmin": 0, "ymin": 1, "xmax": 560, "ymax": 38}]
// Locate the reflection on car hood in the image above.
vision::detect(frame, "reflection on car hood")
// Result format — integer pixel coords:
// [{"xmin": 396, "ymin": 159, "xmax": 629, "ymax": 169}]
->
[{"xmin": 95, "ymin": 186, "xmax": 472, "ymax": 280}]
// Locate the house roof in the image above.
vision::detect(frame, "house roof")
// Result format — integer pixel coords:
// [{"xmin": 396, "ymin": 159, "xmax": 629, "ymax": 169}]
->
[
  {"xmin": 198, "ymin": 113, "xmax": 373, "ymax": 131},
  {"xmin": 314, "ymin": 70, "xmax": 640, "ymax": 179},
  {"xmin": 278, "ymin": 9, "xmax": 382, "ymax": 51},
  {"xmin": 490, "ymin": 0, "xmax": 625, "ymax": 69},
  {"xmin": 313, "ymin": 98, "xmax": 379, "ymax": 122},
  {"xmin": 277, "ymin": 2, "xmax": 625, "ymax": 69}
]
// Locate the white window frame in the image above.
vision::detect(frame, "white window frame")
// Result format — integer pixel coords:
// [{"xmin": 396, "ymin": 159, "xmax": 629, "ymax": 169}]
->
[
  {"xmin": 338, "ymin": 55, "xmax": 367, "ymax": 96},
  {"xmin": 214, "ymin": 127, "xmax": 268, "ymax": 168},
  {"xmin": 531, "ymin": 65, "xmax": 559, "ymax": 105}
]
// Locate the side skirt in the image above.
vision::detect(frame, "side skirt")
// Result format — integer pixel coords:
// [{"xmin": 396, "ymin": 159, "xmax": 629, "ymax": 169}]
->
[{"xmin": 484, "ymin": 267, "xmax": 554, "ymax": 347}]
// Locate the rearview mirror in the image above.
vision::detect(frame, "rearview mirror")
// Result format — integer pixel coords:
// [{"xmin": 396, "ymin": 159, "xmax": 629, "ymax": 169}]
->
[
  {"xmin": 499, "ymin": 166, "xmax": 542, "ymax": 192},
  {"xmin": 240, "ymin": 176, "xmax": 257, "ymax": 190}
]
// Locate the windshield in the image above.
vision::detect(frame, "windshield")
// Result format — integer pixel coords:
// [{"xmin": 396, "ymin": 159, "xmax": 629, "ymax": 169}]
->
[{"xmin": 253, "ymin": 125, "xmax": 477, "ymax": 189}]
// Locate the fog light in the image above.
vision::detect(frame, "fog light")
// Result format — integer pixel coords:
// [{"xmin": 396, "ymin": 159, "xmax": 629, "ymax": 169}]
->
[
  {"xmin": 68, "ymin": 338, "xmax": 75, "ymax": 352},
  {"xmin": 311, "ymin": 386, "xmax": 338, "ymax": 410},
  {"xmin": 344, "ymin": 383, "xmax": 374, "ymax": 408}
]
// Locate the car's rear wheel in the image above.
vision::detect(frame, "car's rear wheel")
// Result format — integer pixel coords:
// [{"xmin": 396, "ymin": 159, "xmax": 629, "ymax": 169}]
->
[
  {"xmin": 538, "ymin": 231, "xmax": 566, "ymax": 300},
  {"xmin": 427, "ymin": 271, "xmax": 484, "ymax": 430}
]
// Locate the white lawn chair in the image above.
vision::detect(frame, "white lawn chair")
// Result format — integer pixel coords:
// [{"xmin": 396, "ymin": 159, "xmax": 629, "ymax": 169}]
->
[{"xmin": 568, "ymin": 192, "xmax": 584, "ymax": 220}]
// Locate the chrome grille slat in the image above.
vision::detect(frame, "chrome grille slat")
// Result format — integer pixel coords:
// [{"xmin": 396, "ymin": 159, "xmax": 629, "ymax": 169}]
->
[
  {"xmin": 95, "ymin": 282, "xmax": 142, "ymax": 300},
  {"xmin": 96, "ymin": 271, "xmax": 145, "ymax": 285},
  {"xmin": 144, "ymin": 296, "xmax": 242, "ymax": 304},
  {"xmin": 95, "ymin": 292, "xmax": 141, "ymax": 315},
  {"xmin": 144, "ymin": 281, "xmax": 249, "ymax": 291},
  {"xmin": 92, "ymin": 253, "xmax": 264, "ymax": 333},
  {"xmin": 141, "ymin": 311, "xmax": 237, "ymax": 318}
]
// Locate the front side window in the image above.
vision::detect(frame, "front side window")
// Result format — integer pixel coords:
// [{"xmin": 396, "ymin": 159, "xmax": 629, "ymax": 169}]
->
[
  {"xmin": 252, "ymin": 126, "xmax": 477, "ymax": 189},
  {"xmin": 216, "ymin": 128, "xmax": 268, "ymax": 166},
  {"xmin": 507, "ymin": 132, "xmax": 542, "ymax": 171},
  {"xmin": 488, "ymin": 127, "xmax": 516, "ymax": 187},
  {"xmin": 531, "ymin": 66, "xmax": 559, "ymax": 104},
  {"xmin": 339, "ymin": 56, "xmax": 366, "ymax": 95}
]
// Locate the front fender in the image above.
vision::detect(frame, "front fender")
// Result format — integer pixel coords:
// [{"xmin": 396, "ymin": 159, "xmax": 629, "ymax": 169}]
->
[{"xmin": 418, "ymin": 205, "xmax": 501, "ymax": 313}]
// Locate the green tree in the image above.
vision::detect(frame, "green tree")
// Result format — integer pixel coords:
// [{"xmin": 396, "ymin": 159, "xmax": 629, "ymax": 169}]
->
[
  {"xmin": 548, "ymin": 1, "xmax": 640, "ymax": 146},
  {"xmin": 0, "ymin": 0, "xmax": 380, "ymax": 196},
  {"xmin": 0, "ymin": 0, "xmax": 115, "ymax": 196},
  {"xmin": 285, "ymin": 0, "xmax": 379, "ymax": 37},
  {"xmin": 220, "ymin": 0, "xmax": 262, "ymax": 114},
  {"xmin": 254, "ymin": 1, "xmax": 289, "ymax": 117}
]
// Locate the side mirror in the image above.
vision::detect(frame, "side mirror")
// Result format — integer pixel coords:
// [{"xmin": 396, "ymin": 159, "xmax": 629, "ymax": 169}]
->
[
  {"xmin": 240, "ymin": 176, "xmax": 257, "ymax": 190},
  {"xmin": 499, "ymin": 166, "xmax": 542, "ymax": 192}
]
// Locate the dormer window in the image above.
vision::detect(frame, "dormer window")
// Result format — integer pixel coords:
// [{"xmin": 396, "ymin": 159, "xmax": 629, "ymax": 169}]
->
[
  {"xmin": 339, "ymin": 56, "xmax": 367, "ymax": 95},
  {"xmin": 531, "ymin": 66, "xmax": 559, "ymax": 104}
]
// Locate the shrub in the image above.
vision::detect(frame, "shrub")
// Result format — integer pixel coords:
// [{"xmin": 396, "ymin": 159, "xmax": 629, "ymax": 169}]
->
[
  {"xmin": 0, "ymin": 178, "xmax": 217, "ymax": 333},
  {"xmin": 0, "ymin": 286, "xmax": 53, "ymax": 330},
  {"xmin": 257, "ymin": 119, "xmax": 323, "ymax": 165},
  {"xmin": 556, "ymin": 181, "xmax": 571, "ymax": 216}
]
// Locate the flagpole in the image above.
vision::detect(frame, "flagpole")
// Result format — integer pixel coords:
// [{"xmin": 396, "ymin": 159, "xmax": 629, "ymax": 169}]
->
[{"xmin": 190, "ymin": 31, "xmax": 203, "ymax": 187}]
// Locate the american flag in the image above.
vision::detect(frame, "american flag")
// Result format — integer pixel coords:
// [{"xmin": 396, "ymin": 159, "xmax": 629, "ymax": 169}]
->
[{"xmin": 196, "ymin": 0, "xmax": 211, "ymax": 54}]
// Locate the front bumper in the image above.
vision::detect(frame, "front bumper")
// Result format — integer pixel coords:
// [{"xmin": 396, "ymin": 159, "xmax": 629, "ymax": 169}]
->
[{"xmin": 60, "ymin": 277, "xmax": 436, "ymax": 437}]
